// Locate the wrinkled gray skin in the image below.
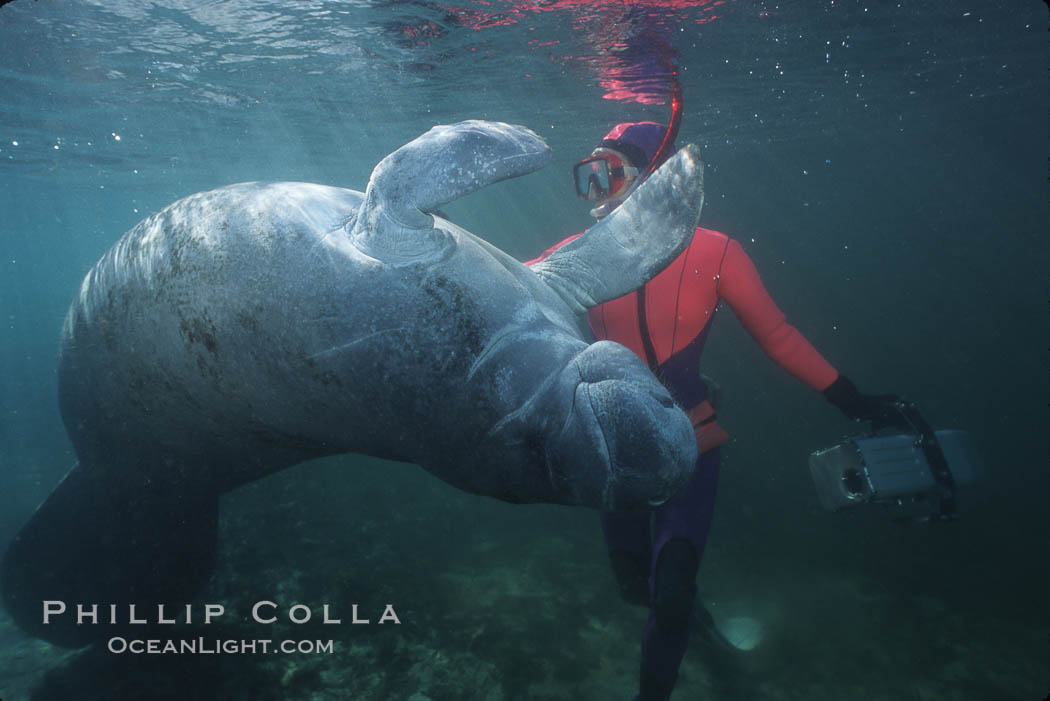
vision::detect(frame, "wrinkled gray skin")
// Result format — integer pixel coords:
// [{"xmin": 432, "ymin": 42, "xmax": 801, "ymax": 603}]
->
[{"xmin": 2, "ymin": 121, "xmax": 705, "ymax": 647}]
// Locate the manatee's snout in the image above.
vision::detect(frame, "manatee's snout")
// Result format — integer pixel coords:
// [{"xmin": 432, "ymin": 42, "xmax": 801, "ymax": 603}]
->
[{"xmin": 548, "ymin": 341, "xmax": 696, "ymax": 511}]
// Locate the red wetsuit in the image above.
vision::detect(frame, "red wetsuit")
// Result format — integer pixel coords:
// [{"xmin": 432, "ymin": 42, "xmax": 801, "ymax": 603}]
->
[
  {"xmin": 528, "ymin": 227, "xmax": 839, "ymax": 450},
  {"xmin": 528, "ymin": 226, "xmax": 842, "ymax": 694}
]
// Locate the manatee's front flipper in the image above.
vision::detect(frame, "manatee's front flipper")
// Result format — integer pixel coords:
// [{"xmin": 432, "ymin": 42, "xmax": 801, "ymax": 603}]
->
[
  {"xmin": 531, "ymin": 144, "xmax": 705, "ymax": 313},
  {"xmin": 1, "ymin": 461, "xmax": 219, "ymax": 648},
  {"xmin": 351, "ymin": 120, "xmax": 551, "ymax": 263}
]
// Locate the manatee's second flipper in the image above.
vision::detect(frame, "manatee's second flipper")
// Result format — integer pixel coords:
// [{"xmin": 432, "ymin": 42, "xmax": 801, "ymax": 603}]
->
[
  {"xmin": 531, "ymin": 144, "xmax": 705, "ymax": 313},
  {"xmin": 1, "ymin": 461, "xmax": 219, "ymax": 648},
  {"xmin": 351, "ymin": 120, "xmax": 551, "ymax": 264}
]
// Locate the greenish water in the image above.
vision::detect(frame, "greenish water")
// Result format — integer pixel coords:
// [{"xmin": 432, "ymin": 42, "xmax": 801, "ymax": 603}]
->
[{"xmin": 0, "ymin": 1, "xmax": 1047, "ymax": 699}]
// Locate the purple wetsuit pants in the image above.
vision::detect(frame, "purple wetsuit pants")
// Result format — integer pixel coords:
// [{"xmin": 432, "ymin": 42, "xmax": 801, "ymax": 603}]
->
[{"xmin": 600, "ymin": 445, "xmax": 721, "ymax": 691}]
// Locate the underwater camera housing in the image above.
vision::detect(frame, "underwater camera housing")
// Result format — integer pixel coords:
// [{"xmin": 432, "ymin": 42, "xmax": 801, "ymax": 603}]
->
[{"xmin": 809, "ymin": 401, "xmax": 984, "ymax": 522}]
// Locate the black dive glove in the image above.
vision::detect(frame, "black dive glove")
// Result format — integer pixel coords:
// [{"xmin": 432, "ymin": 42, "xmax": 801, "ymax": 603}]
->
[{"xmin": 823, "ymin": 374, "xmax": 907, "ymax": 430}]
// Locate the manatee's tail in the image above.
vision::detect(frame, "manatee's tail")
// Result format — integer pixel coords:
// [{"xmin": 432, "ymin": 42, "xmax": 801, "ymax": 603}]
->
[{"xmin": 1, "ymin": 461, "xmax": 219, "ymax": 648}]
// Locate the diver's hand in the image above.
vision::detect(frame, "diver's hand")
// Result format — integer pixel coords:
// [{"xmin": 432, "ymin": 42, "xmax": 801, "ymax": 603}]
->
[{"xmin": 822, "ymin": 374, "xmax": 907, "ymax": 430}]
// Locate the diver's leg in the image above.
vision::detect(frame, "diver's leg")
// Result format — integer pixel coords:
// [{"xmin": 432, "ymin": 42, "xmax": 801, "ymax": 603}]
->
[
  {"xmin": 636, "ymin": 446, "xmax": 721, "ymax": 700},
  {"xmin": 600, "ymin": 509, "xmax": 652, "ymax": 607}
]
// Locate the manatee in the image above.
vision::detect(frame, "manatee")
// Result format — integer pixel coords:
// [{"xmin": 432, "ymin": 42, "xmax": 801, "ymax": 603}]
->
[{"xmin": 1, "ymin": 120, "xmax": 705, "ymax": 647}]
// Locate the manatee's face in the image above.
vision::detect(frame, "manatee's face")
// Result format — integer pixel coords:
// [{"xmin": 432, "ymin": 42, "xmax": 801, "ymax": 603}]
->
[{"xmin": 543, "ymin": 341, "xmax": 696, "ymax": 511}]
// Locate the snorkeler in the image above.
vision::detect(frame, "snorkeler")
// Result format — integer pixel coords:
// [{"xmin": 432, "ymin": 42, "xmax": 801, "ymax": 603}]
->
[{"xmin": 527, "ymin": 121, "xmax": 904, "ymax": 701}]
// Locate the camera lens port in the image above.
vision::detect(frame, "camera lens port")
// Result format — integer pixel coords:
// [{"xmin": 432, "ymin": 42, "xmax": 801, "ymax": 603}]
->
[{"xmin": 842, "ymin": 468, "xmax": 868, "ymax": 500}]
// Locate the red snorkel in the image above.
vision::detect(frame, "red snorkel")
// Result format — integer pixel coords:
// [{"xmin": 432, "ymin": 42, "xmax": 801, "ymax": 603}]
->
[
  {"xmin": 581, "ymin": 73, "xmax": 684, "ymax": 217},
  {"xmin": 642, "ymin": 71, "xmax": 683, "ymax": 178}
]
